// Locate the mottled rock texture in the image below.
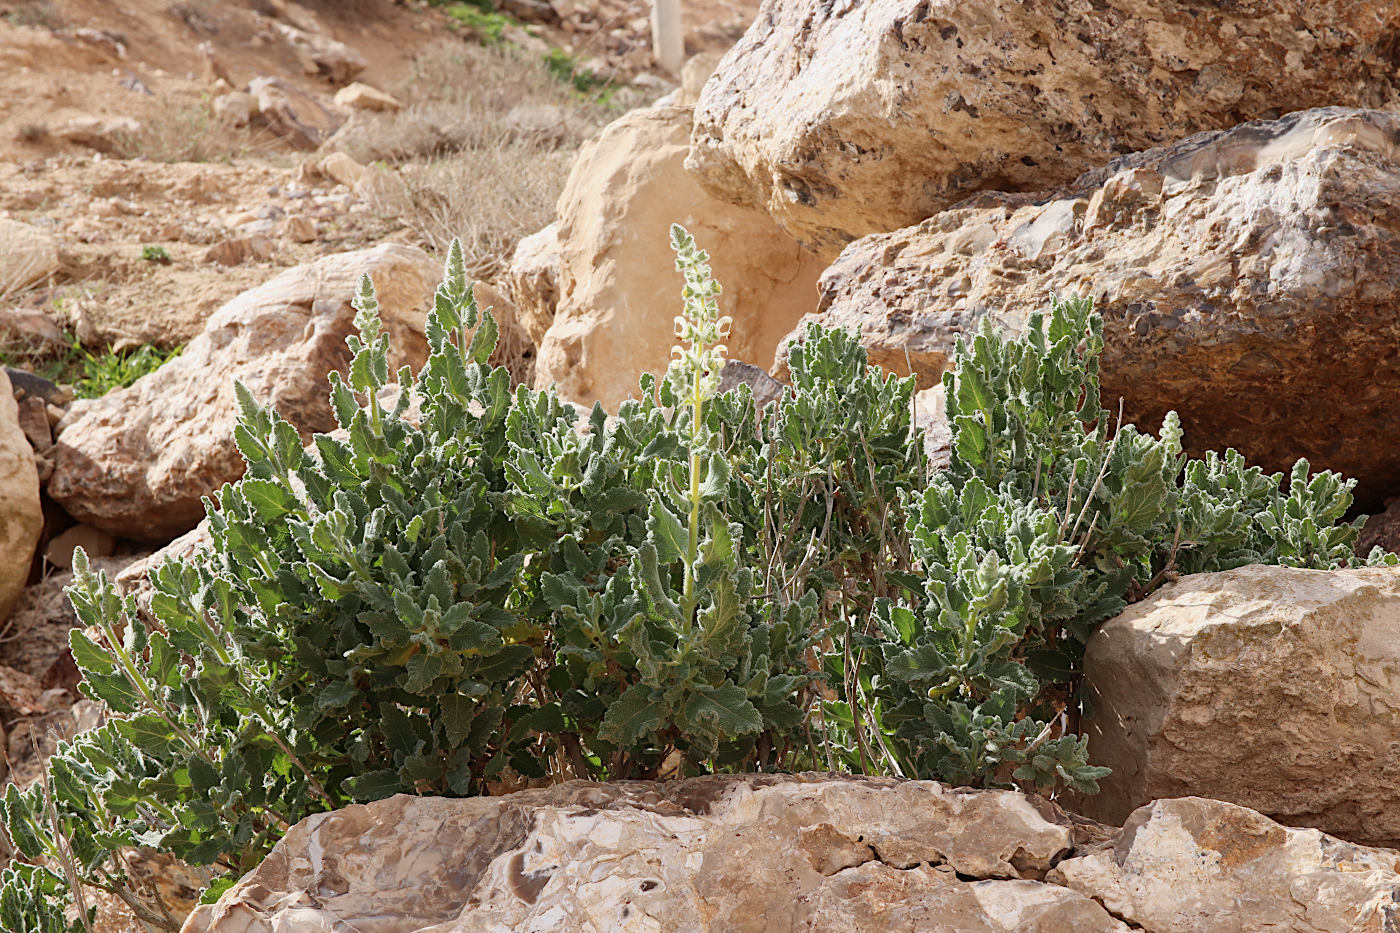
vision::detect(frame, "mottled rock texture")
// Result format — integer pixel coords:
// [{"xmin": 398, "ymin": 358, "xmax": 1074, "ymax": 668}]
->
[
  {"xmin": 186, "ymin": 775, "xmax": 1400, "ymax": 933},
  {"xmin": 1081, "ymin": 564, "xmax": 1400, "ymax": 849},
  {"xmin": 534, "ymin": 104, "xmax": 824, "ymax": 410},
  {"xmin": 785, "ymin": 108, "xmax": 1400, "ymax": 499},
  {"xmin": 0, "ymin": 369, "xmax": 42, "ymax": 622},
  {"xmin": 186, "ymin": 774, "xmax": 1122, "ymax": 933},
  {"xmin": 49, "ymin": 244, "xmax": 437, "ymax": 542},
  {"xmin": 505, "ymin": 222, "xmax": 561, "ymax": 346},
  {"xmin": 688, "ymin": 0, "xmax": 1400, "ymax": 259},
  {"xmin": 1051, "ymin": 797, "xmax": 1400, "ymax": 933}
]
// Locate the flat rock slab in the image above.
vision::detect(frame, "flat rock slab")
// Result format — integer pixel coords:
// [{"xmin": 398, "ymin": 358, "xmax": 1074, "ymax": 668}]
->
[
  {"xmin": 688, "ymin": 0, "xmax": 1400, "ymax": 259},
  {"xmin": 185, "ymin": 774, "xmax": 1120, "ymax": 933},
  {"xmin": 1052, "ymin": 796, "xmax": 1400, "ymax": 933},
  {"xmin": 185, "ymin": 774, "xmax": 1400, "ymax": 933},
  {"xmin": 785, "ymin": 107, "xmax": 1400, "ymax": 498}
]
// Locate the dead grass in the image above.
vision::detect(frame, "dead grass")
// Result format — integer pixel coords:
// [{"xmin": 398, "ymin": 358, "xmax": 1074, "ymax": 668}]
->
[
  {"xmin": 334, "ymin": 40, "xmax": 617, "ymax": 163},
  {"xmin": 368, "ymin": 146, "xmax": 575, "ymax": 280},
  {"xmin": 109, "ymin": 98, "xmax": 281, "ymax": 164},
  {"xmin": 328, "ymin": 40, "xmax": 638, "ymax": 383},
  {"xmin": 341, "ymin": 40, "xmax": 613, "ymax": 281}
]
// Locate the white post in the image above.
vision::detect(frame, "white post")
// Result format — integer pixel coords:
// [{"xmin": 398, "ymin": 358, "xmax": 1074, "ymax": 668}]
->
[{"xmin": 651, "ymin": 0, "xmax": 684, "ymax": 76}]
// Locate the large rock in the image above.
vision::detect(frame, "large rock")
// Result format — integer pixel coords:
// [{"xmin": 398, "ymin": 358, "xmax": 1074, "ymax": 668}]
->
[
  {"xmin": 784, "ymin": 108, "xmax": 1400, "ymax": 497},
  {"xmin": 535, "ymin": 104, "xmax": 824, "ymax": 410},
  {"xmin": 0, "ymin": 369, "xmax": 42, "ymax": 621},
  {"xmin": 1080, "ymin": 564, "xmax": 1400, "ymax": 848},
  {"xmin": 185, "ymin": 773, "xmax": 1125, "ymax": 933},
  {"xmin": 271, "ymin": 21, "xmax": 367, "ymax": 85},
  {"xmin": 1051, "ymin": 797, "xmax": 1400, "ymax": 933},
  {"xmin": 185, "ymin": 774, "xmax": 1400, "ymax": 933},
  {"xmin": 688, "ymin": 0, "xmax": 1400, "ymax": 259},
  {"xmin": 505, "ymin": 222, "xmax": 561, "ymax": 346},
  {"xmin": 48, "ymin": 245, "xmax": 439, "ymax": 543}
]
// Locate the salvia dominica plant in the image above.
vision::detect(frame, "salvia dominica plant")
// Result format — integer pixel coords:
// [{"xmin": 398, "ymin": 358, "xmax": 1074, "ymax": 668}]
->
[{"xmin": 2, "ymin": 227, "xmax": 1391, "ymax": 927}]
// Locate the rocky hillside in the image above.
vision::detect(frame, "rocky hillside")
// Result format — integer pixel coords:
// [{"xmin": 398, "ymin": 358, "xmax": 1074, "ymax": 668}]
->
[{"xmin": 3, "ymin": 0, "xmax": 1400, "ymax": 929}]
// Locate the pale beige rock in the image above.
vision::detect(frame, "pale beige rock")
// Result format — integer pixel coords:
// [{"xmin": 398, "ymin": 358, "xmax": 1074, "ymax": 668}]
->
[
  {"xmin": 505, "ymin": 222, "xmax": 560, "ymax": 345},
  {"xmin": 677, "ymin": 51, "xmax": 722, "ymax": 106},
  {"xmin": 48, "ymin": 244, "xmax": 438, "ymax": 542},
  {"xmin": 796, "ymin": 868, "xmax": 1128, "ymax": 932},
  {"xmin": 0, "ymin": 219, "xmax": 60, "ymax": 297},
  {"xmin": 319, "ymin": 151, "xmax": 367, "ymax": 189},
  {"xmin": 913, "ymin": 383, "xmax": 950, "ymax": 470},
  {"xmin": 786, "ymin": 108, "xmax": 1400, "ymax": 494},
  {"xmin": 185, "ymin": 774, "xmax": 1121, "ymax": 933},
  {"xmin": 53, "ymin": 115, "xmax": 140, "ymax": 153},
  {"xmin": 247, "ymin": 76, "xmax": 340, "ymax": 151},
  {"xmin": 1080, "ymin": 564, "xmax": 1400, "ymax": 848},
  {"xmin": 689, "ymin": 0, "xmax": 1400, "ymax": 259},
  {"xmin": 1052, "ymin": 797, "xmax": 1400, "ymax": 933},
  {"xmin": 0, "ymin": 370, "xmax": 42, "ymax": 622},
  {"xmin": 271, "ymin": 21, "xmax": 366, "ymax": 85},
  {"xmin": 202, "ymin": 235, "xmax": 274, "ymax": 267},
  {"xmin": 332, "ymin": 81, "xmax": 403, "ymax": 112},
  {"xmin": 211, "ymin": 91, "xmax": 257, "ymax": 127},
  {"xmin": 536, "ymin": 104, "xmax": 824, "ymax": 409},
  {"xmin": 45, "ymin": 524, "xmax": 115, "ymax": 569}
]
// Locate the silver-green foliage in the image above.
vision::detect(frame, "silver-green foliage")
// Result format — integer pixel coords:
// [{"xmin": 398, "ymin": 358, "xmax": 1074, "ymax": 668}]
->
[
  {"xmin": 0, "ymin": 243, "xmax": 1388, "ymax": 925},
  {"xmin": 858, "ymin": 296, "xmax": 1391, "ymax": 790}
]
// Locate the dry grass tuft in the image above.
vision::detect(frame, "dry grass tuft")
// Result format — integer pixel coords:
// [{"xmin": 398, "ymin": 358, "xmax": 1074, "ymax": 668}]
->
[
  {"xmin": 333, "ymin": 41, "xmax": 616, "ymax": 163},
  {"xmin": 339, "ymin": 40, "xmax": 619, "ymax": 285},
  {"xmin": 366, "ymin": 147, "xmax": 575, "ymax": 282},
  {"xmin": 110, "ymin": 98, "xmax": 280, "ymax": 164}
]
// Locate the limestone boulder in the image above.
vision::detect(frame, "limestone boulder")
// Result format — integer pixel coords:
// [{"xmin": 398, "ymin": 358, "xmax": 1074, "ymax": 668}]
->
[
  {"xmin": 48, "ymin": 244, "xmax": 439, "ymax": 543},
  {"xmin": 688, "ymin": 0, "xmax": 1400, "ymax": 259},
  {"xmin": 185, "ymin": 773, "xmax": 1125, "ymax": 933},
  {"xmin": 333, "ymin": 82, "xmax": 403, "ymax": 112},
  {"xmin": 535, "ymin": 104, "xmax": 824, "ymax": 410},
  {"xmin": 0, "ymin": 369, "xmax": 42, "ymax": 621},
  {"xmin": 506, "ymin": 222, "xmax": 561, "ymax": 346},
  {"xmin": 271, "ymin": 21, "xmax": 366, "ymax": 85},
  {"xmin": 185, "ymin": 774, "xmax": 1400, "ymax": 933},
  {"xmin": 1080, "ymin": 564, "xmax": 1400, "ymax": 848},
  {"xmin": 1052, "ymin": 797, "xmax": 1400, "ymax": 933},
  {"xmin": 785, "ymin": 108, "xmax": 1400, "ymax": 496},
  {"xmin": 247, "ymin": 76, "xmax": 341, "ymax": 150},
  {"xmin": 52, "ymin": 116, "xmax": 140, "ymax": 154}
]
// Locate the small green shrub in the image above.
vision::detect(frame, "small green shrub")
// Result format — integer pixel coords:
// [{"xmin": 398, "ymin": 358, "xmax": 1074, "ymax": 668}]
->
[
  {"xmin": 140, "ymin": 245, "xmax": 172, "ymax": 265},
  {"xmin": 0, "ymin": 336, "xmax": 179, "ymax": 399},
  {"xmin": 442, "ymin": 2, "xmax": 515, "ymax": 44},
  {"xmin": 0, "ymin": 230, "xmax": 1386, "ymax": 925},
  {"xmin": 541, "ymin": 48, "xmax": 614, "ymax": 102},
  {"xmin": 72, "ymin": 341, "xmax": 180, "ymax": 399}
]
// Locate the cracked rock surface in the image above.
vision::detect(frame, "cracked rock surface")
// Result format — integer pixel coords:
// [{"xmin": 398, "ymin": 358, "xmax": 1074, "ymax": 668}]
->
[
  {"xmin": 687, "ymin": 0, "xmax": 1400, "ymax": 260},
  {"xmin": 183, "ymin": 773, "xmax": 1400, "ymax": 933},
  {"xmin": 46, "ymin": 244, "xmax": 438, "ymax": 543}
]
